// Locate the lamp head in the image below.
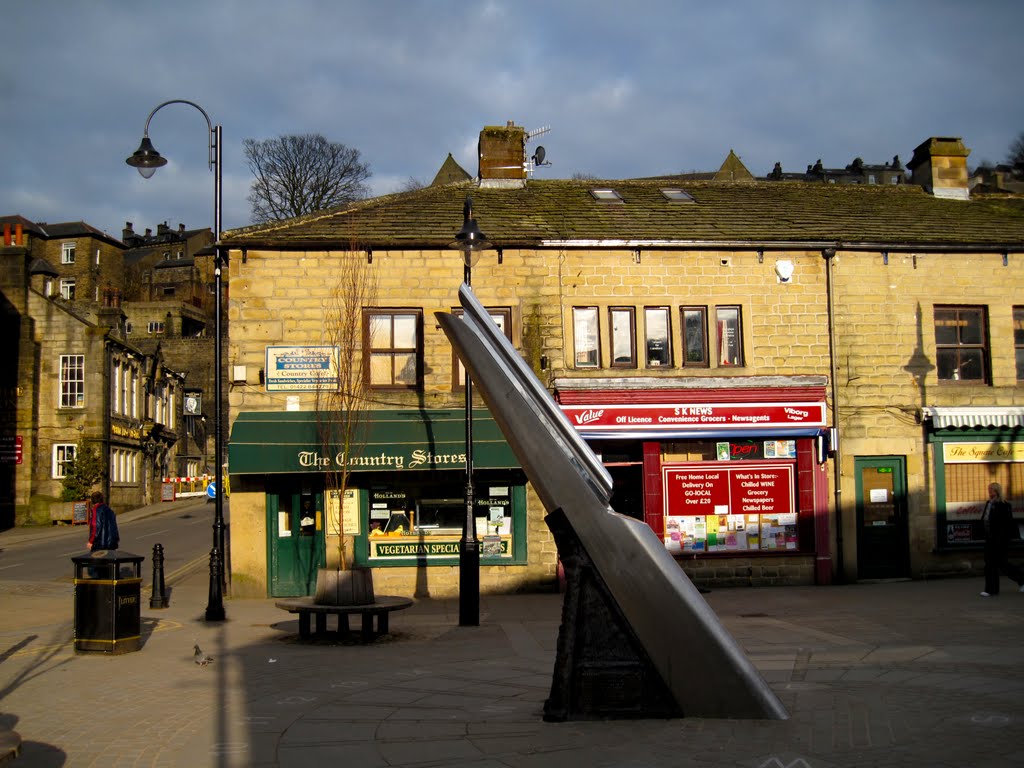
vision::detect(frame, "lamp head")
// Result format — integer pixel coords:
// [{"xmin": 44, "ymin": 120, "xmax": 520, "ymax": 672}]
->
[
  {"xmin": 449, "ymin": 195, "xmax": 489, "ymax": 265},
  {"xmin": 126, "ymin": 136, "xmax": 167, "ymax": 179}
]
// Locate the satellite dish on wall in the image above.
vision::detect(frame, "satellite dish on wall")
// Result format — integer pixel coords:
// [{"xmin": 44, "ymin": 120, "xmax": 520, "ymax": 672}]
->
[{"xmin": 533, "ymin": 146, "xmax": 547, "ymax": 166}]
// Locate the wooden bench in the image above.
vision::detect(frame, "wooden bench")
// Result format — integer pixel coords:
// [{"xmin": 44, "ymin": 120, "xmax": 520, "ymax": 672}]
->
[{"xmin": 275, "ymin": 596, "xmax": 413, "ymax": 642}]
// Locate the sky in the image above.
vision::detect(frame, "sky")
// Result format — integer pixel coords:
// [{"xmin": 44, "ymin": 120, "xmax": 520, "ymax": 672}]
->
[{"xmin": 2, "ymin": 1, "xmax": 1022, "ymax": 241}]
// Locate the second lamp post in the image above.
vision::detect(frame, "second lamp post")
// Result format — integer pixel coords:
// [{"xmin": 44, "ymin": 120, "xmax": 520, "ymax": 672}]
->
[{"xmin": 450, "ymin": 195, "xmax": 490, "ymax": 627}]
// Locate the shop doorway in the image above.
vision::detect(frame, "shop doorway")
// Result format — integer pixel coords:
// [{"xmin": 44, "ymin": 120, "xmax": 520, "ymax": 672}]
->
[
  {"xmin": 854, "ymin": 456, "xmax": 910, "ymax": 579},
  {"xmin": 268, "ymin": 487, "xmax": 326, "ymax": 596}
]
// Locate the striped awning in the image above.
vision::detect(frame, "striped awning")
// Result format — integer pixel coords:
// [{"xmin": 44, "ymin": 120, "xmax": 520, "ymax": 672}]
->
[{"xmin": 922, "ymin": 406, "xmax": 1024, "ymax": 429}]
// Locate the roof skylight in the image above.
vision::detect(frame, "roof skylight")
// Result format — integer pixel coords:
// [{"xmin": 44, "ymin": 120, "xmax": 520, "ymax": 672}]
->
[
  {"xmin": 661, "ymin": 188, "xmax": 694, "ymax": 202},
  {"xmin": 590, "ymin": 188, "xmax": 624, "ymax": 202}
]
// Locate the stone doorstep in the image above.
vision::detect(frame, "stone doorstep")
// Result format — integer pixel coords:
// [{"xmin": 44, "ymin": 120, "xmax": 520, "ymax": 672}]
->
[{"xmin": 0, "ymin": 729, "xmax": 21, "ymax": 766}]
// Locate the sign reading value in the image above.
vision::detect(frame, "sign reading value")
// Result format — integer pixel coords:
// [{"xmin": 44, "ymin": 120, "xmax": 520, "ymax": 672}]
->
[
  {"xmin": 563, "ymin": 402, "xmax": 826, "ymax": 431},
  {"xmin": 662, "ymin": 462, "xmax": 795, "ymax": 516}
]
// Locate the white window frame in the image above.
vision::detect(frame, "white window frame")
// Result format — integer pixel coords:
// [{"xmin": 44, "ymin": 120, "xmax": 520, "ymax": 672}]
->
[
  {"xmin": 52, "ymin": 443, "xmax": 77, "ymax": 478},
  {"xmin": 59, "ymin": 354, "xmax": 85, "ymax": 408},
  {"xmin": 61, "ymin": 242, "xmax": 76, "ymax": 264},
  {"xmin": 60, "ymin": 278, "xmax": 76, "ymax": 301}
]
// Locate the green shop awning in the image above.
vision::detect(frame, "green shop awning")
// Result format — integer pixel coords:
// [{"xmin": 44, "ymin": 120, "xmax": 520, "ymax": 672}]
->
[{"xmin": 229, "ymin": 409, "xmax": 520, "ymax": 474}]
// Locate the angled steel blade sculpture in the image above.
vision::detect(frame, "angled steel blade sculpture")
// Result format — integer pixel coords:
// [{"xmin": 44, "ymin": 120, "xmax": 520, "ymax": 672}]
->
[{"xmin": 436, "ymin": 284, "xmax": 787, "ymax": 720}]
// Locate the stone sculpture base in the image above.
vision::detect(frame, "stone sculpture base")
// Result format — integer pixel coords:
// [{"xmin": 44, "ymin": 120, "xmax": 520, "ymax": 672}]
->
[{"xmin": 544, "ymin": 508, "xmax": 681, "ymax": 721}]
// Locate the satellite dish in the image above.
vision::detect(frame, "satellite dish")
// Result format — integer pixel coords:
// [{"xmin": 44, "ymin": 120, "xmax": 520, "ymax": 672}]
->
[{"xmin": 533, "ymin": 146, "xmax": 546, "ymax": 166}]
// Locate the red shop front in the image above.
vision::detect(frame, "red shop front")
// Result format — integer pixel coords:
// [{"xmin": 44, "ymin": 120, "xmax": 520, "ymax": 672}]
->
[{"xmin": 554, "ymin": 378, "xmax": 834, "ymax": 586}]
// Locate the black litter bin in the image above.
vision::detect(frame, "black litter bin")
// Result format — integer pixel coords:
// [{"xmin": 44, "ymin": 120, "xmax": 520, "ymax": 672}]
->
[{"xmin": 72, "ymin": 550, "xmax": 145, "ymax": 654}]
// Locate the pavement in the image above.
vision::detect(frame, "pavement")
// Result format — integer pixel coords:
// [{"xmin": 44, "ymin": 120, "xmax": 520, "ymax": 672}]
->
[{"xmin": 1, "ymin": 505, "xmax": 1024, "ymax": 767}]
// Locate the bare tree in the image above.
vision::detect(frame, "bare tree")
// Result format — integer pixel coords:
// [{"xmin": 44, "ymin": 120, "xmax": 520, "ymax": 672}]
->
[
  {"xmin": 1008, "ymin": 132, "xmax": 1024, "ymax": 176},
  {"xmin": 315, "ymin": 246, "xmax": 378, "ymax": 574},
  {"xmin": 244, "ymin": 134, "xmax": 372, "ymax": 223}
]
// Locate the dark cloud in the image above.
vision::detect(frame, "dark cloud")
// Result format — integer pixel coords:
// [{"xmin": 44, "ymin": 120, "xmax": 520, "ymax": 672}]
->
[{"xmin": 2, "ymin": 0, "xmax": 1022, "ymax": 238}]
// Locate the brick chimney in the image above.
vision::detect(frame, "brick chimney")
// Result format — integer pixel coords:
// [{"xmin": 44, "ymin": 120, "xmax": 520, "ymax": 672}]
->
[
  {"xmin": 907, "ymin": 137, "xmax": 970, "ymax": 200},
  {"xmin": 478, "ymin": 121, "xmax": 526, "ymax": 187}
]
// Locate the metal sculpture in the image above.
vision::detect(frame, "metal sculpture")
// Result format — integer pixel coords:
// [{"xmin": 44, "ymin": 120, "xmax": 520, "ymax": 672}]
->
[{"xmin": 436, "ymin": 284, "xmax": 787, "ymax": 721}]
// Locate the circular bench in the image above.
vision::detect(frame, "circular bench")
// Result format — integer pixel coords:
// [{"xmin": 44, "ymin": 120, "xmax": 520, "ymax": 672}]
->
[{"xmin": 275, "ymin": 596, "xmax": 413, "ymax": 642}]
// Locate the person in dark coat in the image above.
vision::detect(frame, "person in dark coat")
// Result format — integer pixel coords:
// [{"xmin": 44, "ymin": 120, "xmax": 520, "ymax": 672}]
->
[
  {"xmin": 980, "ymin": 482, "xmax": 1023, "ymax": 596},
  {"xmin": 90, "ymin": 491, "xmax": 120, "ymax": 551}
]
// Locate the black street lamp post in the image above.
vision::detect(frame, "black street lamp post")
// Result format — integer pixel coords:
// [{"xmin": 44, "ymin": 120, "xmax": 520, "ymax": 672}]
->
[
  {"xmin": 126, "ymin": 99, "xmax": 226, "ymax": 621},
  {"xmin": 450, "ymin": 195, "xmax": 489, "ymax": 627}
]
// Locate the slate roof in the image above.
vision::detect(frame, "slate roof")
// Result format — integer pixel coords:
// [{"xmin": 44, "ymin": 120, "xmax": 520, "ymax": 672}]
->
[{"xmin": 222, "ymin": 179, "xmax": 1024, "ymax": 252}]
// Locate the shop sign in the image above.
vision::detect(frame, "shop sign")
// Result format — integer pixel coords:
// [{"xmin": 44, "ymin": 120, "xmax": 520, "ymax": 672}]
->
[
  {"xmin": 265, "ymin": 346, "xmax": 338, "ymax": 391},
  {"xmin": 370, "ymin": 538, "xmax": 510, "ymax": 558},
  {"xmin": 297, "ymin": 448, "xmax": 466, "ymax": 471},
  {"xmin": 942, "ymin": 442, "xmax": 1024, "ymax": 463},
  {"xmin": 662, "ymin": 462, "xmax": 795, "ymax": 517},
  {"xmin": 111, "ymin": 422, "xmax": 142, "ymax": 440},
  {"xmin": 562, "ymin": 402, "xmax": 826, "ymax": 431}
]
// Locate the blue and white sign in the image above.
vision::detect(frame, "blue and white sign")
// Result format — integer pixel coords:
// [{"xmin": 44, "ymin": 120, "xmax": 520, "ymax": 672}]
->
[{"xmin": 265, "ymin": 346, "xmax": 339, "ymax": 391}]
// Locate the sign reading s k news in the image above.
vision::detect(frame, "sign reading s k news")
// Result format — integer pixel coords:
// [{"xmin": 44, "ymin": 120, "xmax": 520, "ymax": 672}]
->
[{"xmin": 560, "ymin": 402, "xmax": 826, "ymax": 431}]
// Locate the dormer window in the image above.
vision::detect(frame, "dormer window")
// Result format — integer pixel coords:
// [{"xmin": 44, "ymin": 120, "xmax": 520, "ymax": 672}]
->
[{"xmin": 590, "ymin": 188, "xmax": 624, "ymax": 203}]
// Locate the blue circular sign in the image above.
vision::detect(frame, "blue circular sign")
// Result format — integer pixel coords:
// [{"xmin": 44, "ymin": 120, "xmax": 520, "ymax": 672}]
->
[{"xmin": 206, "ymin": 482, "xmax": 217, "ymax": 499}]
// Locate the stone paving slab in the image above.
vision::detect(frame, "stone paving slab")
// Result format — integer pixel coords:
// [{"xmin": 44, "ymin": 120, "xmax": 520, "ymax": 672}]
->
[{"xmin": 1, "ymin": 567, "xmax": 1024, "ymax": 766}]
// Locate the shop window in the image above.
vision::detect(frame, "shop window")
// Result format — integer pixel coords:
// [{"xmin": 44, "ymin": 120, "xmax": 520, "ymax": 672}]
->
[
  {"xmin": 52, "ymin": 443, "xmax": 77, "ymax": 478},
  {"xmin": 573, "ymin": 307, "xmax": 600, "ymax": 368},
  {"xmin": 364, "ymin": 309, "xmax": 423, "ymax": 388},
  {"xmin": 662, "ymin": 461, "xmax": 799, "ymax": 553},
  {"xmin": 644, "ymin": 306, "xmax": 672, "ymax": 367},
  {"xmin": 940, "ymin": 452, "xmax": 1024, "ymax": 546},
  {"xmin": 934, "ymin": 305, "xmax": 988, "ymax": 383},
  {"xmin": 60, "ymin": 278, "xmax": 76, "ymax": 301},
  {"xmin": 61, "ymin": 242, "xmax": 76, "ymax": 264},
  {"xmin": 452, "ymin": 307, "xmax": 512, "ymax": 388},
  {"xmin": 681, "ymin": 306, "xmax": 709, "ymax": 366},
  {"xmin": 1015, "ymin": 307, "xmax": 1024, "ymax": 380},
  {"xmin": 59, "ymin": 354, "xmax": 85, "ymax": 408},
  {"xmin": 609, "ymin": 307, "xmax": 636, "ymax": 367},
  {"xmin": 715, "ymin": 306, "xmax": 744, "ymax": 366}
]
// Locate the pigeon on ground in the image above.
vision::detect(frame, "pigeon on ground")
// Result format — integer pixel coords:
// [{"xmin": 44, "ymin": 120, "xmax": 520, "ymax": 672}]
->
[{"xmin": 193, "ymin": 644, "xmax": 214, "ymax": 666}]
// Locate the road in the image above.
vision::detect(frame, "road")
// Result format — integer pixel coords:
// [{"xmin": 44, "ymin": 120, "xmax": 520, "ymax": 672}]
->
[{"xmin": 0, "ymin": 498, "xmax": 218, "ymax": 583}]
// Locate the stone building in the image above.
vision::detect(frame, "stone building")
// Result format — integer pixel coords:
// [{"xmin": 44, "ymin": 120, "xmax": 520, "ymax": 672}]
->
[
  {"xmin": 221, "ymin": 126, "xmax": 1024, "ymax": 598},
  {"xmin": 0, "ymin": 217, "xmax": 216, "ymax": 525}
]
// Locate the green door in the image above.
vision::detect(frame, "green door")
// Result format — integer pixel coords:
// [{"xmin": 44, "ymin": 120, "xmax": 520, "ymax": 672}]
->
[
  {"xmin": 854, "ymin": 456, "xmax": 910, "ymax": 580},
  {"xmin": 268, "ymin": 488, "xmax": 326, "ymax": 597}
]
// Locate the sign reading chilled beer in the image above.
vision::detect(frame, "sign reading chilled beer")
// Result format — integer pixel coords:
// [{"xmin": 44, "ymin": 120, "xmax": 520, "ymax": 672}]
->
[{"xmin": 662, "ymin": 462, "xmax": 797, "ymax": 553}]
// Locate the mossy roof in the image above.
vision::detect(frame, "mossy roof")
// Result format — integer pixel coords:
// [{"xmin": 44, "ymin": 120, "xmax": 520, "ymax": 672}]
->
[{"xmin": 222, "ymin": 179, "xmax": 1024, "ymax": 251}]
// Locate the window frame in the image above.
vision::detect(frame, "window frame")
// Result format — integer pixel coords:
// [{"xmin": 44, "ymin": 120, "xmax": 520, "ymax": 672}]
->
[
  {"xmin": 452, "ymin": 307, "xmax": 512, "ymax": 388},
  {"xmin": 715, "ymin": 305, "xmax": 745, "ymax": 367},
  {"xmin": 52, "ymin": 443, "xmax": 77, "ymax": 479},
  {"xmin": 934, "ymin": 305, "xmax": 989, "ymax": 384},
  {"xmin": 643, "ymin": 306, "xmax": 673, "ymax": 368},
  {"xmin": 680, "ymin": 306, "xmax": 710, "ymax": 367},
  {"xmin": 1014, "ymin": 307, "xmax": 1024, "ymax": 381},
  {"xmin": 363, "ymin": 308, "xmax": 424, "ymax": 389},
  {"xmin": 59, "ymin": 278, "xmax": 76, "ymax": 301},
  {"xmin": 572, "ymin": 306, "xmax": 601, "ymax": 368},
  {"xmin": 61, "ymin": 242, "xmax": 76, "ymax": 264},
  {"xmin": 59, "ymin": 354, "xmax": 85, "ymax": 408},
  {"xmin": 609, "ymin": 307, "xmax": 637, "ymax": 368}
]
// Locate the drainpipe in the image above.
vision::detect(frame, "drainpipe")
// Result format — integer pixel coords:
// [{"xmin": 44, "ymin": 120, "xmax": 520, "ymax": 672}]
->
[{"xmin": 823, "ymin": 247, "xmax": 844, "ymax": 583}]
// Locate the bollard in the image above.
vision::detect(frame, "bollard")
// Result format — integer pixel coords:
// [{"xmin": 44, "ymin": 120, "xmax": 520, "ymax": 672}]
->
[
  {"xmin": 205, "ymin": 548, "xmax": 225, "ymax": 621},
  {"xmin": 150, "ymin": 543, "xmax": 168, "ymax": 609}
]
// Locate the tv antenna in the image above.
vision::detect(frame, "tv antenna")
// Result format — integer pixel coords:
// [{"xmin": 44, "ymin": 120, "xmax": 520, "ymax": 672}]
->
[{"xmin": 524, "ymin": 125, "xmax": 552, "ymax": 177}]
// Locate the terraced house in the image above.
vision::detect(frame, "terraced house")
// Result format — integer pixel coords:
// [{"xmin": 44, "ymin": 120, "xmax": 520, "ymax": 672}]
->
[{"xmin": 221, "ymin": 125, "xmax": 1024, "ymax": 598}]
